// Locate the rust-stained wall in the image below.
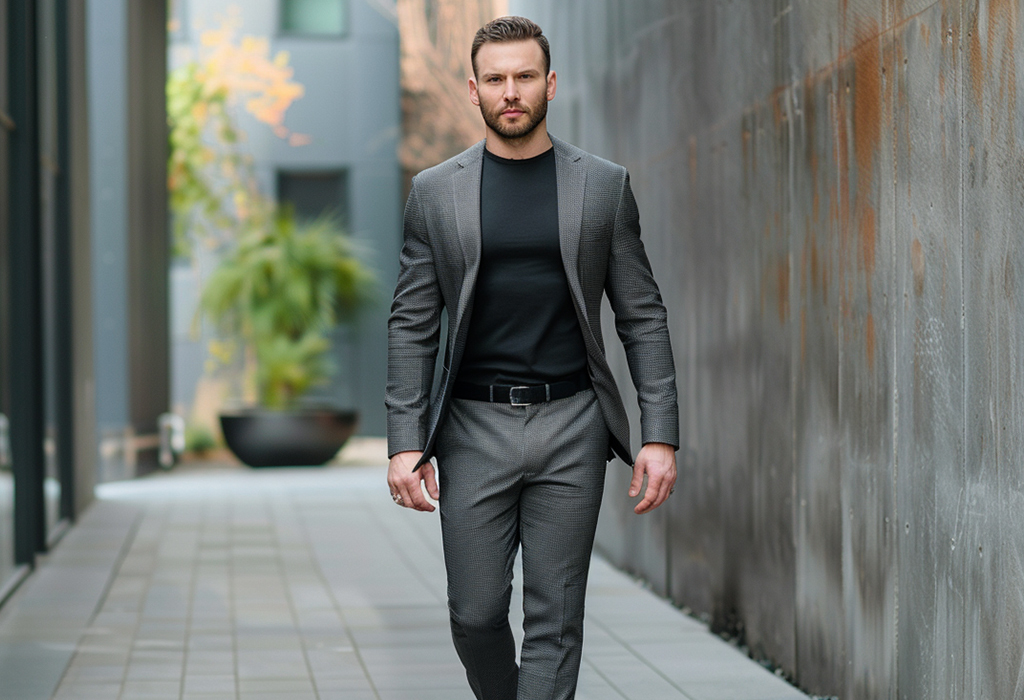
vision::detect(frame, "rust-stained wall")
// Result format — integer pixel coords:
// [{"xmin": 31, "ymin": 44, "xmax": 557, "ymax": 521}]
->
[{"xmin": 510, "ymin": 1, "xmax": 1024, "ymax": 697}]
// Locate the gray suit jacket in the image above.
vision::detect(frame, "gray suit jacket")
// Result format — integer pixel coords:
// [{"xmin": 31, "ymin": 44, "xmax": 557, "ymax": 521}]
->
[{"xmin": 386, "ymin": 136, "xmax": 678, "ymax": 468}]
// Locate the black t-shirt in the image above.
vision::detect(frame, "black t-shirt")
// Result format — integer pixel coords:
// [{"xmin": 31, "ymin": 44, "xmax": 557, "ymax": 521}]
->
[{"xmin": 457, "ymin": 146, "xmax": 589, "ymax": 386}]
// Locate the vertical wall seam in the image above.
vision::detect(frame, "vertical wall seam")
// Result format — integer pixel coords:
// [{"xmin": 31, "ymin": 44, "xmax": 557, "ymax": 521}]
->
[
  {"xmin": 889, "ymin": 5, "xmax": 900, "ymax": 698},
  {"xmin": 786, "ymin": 0, "xmax": 800, "ymax": 676},
  {"xmin": 957, "ymin": 2, "xmax": 967, "ymax": 698},
  {"xmin": 831, "ymin": 67, "xmax": 847, "ymax": 691}
]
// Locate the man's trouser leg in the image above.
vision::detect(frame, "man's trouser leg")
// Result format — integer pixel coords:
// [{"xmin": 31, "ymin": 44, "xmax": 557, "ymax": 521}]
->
[{"xmin": 436, "ymin": 389, "xmax": 608, "ymax": 700}]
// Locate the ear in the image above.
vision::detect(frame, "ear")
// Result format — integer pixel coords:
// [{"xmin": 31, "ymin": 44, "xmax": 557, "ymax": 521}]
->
[
  {"xmin": 469, "ymin": 75, "xmax": 481, "ymax": 106},
  {"xmin": 546, "ymin": 70, "xmax": 557, "ymax": 101}
]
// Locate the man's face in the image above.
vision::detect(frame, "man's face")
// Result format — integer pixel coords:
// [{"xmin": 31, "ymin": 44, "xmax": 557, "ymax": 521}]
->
[{"xmin": 470, "ymin": 40, "xmax": 555, "ymax": 141}]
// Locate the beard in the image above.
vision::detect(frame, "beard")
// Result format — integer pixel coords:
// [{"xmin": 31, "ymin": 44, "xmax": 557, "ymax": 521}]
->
[{"xmin": 480, "ymin": 96, "xmax": 548, "ymax": 140}]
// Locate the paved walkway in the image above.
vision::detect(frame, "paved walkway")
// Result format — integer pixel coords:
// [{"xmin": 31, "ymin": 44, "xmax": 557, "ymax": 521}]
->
[{"xmin": 0, "ymin": 464, "xmax": 809, "ymax": 700}]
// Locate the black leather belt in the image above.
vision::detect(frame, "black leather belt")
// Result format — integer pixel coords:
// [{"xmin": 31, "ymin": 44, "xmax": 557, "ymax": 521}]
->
[{"xmin": 453, "ymin": 371, "xmax": 591, "ymax": 406}]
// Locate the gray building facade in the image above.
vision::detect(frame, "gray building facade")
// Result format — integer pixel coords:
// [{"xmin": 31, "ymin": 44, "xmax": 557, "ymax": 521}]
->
[
  {"xmin": 168, "ymin": 0, "xmax": 401, "ymax": 438},
  {"xmin": 1, "ymin": 0, "xmax": 168, "ymax": 604},
  {"xmin": 87, "ymin": 0, "xmax": 170, "ymax": 482}
]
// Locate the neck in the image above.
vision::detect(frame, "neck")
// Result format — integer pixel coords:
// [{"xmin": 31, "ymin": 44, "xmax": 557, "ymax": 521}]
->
[{"xmin": 484, "ymin": 124, "xmax": 552, "ymax": 160}]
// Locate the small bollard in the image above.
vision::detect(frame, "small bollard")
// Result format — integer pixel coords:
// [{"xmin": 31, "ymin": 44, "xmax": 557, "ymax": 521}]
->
[
  {"xmin": 0, "ymin": 414, "xmax": 9, "ymax": 469},
  {"xmin": 158, "ymin": 413, "xmax": 186, "ymax": 469}
]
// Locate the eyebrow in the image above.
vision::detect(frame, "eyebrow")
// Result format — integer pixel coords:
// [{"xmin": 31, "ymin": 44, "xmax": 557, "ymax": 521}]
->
[{"xmin": 482, "ymin": 68, "xmax": 540, "ymax": 79}]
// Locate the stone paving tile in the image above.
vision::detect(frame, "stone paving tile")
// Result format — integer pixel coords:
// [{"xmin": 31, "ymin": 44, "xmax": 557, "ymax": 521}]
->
[
  {"xmin": 58, "ymin": 664, "xmax": 126, "ymax": 684},
  {"xmin": 119, "ymin": 679, "xmax": 183, "ymax": 697},
  {"xmin": 681, "ymin": 679, "xmax": 809, "ymax": 700},
  {"xmin": 0, "ymin": 465, "xmax": 811, "ymax": 700},
  {"xmin": 315, "ymin": 692, "xmax": 378, "ymax": 700},
  {"xmin": 237, "ymin": 678, "xmax": 316, "ymax": 692},
  {"xmin": 51, "ymin": 682, "xmax": 122, "ymax": 700},
  {"xmin": 381, "ymin": 689, "xmax": 480, "ymax": 700},
  {"xmin": 181, "ymin": 674, "xmax": 236, "ymax": 693},
  {"xmin": 583, "ymin": 649, "xmax": 689, "ymax": 699},
  {"xmin": 123, "ymin": 663, "xmax": 185, "ymax": 682}
]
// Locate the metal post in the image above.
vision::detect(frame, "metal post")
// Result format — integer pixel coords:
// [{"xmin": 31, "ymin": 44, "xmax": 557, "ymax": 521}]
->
[
  {"xmin": 7, "ymin": 0, "xmax": 46, "ymax": 562},
  {"xmin": 54, "ymin": 0, "xmax": 76, "ymax": 522}
]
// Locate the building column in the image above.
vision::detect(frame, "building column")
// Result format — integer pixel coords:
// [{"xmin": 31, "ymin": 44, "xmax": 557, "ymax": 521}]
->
[
  {"xmin": 7, "ymin": 0, "xmax": 46, "ymax": 561},
  {"xmin": 88, "ymin": 0, "xmax": 168, "ymax": 479}
]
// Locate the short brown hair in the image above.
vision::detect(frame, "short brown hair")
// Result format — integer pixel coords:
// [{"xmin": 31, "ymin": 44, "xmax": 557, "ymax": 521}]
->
[{"xmin": 471, "ymin": 16, "xmax": 550, "ymax": 77}]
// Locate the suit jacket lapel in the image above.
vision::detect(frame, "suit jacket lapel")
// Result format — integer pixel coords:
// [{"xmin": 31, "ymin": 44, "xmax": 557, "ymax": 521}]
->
[
  {"xmin": 553, "ymin": 137, "xmax": 592, "ymax": 332},
  {"xmin": 448, "ymin": 142, "xmax": 483, "ymax": 366},
  {"xmin": 450, "ymin": 141, "xmax": 485, "ymax": 354},
  {"xmin": 449, "ymin": 138, "xmax": 595, "ymax": 352}
]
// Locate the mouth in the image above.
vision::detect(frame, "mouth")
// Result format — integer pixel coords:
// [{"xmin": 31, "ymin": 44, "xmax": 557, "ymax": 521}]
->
[{"xmin": 502, "ymin": 109, "xmax": 526, "ymax": 118}]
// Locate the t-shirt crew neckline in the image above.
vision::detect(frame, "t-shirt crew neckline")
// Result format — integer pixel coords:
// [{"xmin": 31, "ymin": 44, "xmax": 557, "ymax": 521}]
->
[
  {"xmin": 483, "ymin": 146, "xmax": 555, "ymax": 164},
  {"xmin": 458, "ymin": 141, "xmax": 587, "ymax": 386}
]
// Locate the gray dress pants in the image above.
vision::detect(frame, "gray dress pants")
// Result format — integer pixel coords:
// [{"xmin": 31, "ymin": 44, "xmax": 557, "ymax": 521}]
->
[{"xmin": 434, "ymin": 388, "xmax": 609, "ymax": 700}]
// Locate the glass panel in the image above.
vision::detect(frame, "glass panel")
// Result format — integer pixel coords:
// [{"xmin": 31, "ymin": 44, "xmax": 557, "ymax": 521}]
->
[
  {"xmin": 281, "ymin": 0, "xmax": 347, "ymax": 36},
  {"xmin": 277, "ymin": 170, "xmax": 348, "ymax": 228}
]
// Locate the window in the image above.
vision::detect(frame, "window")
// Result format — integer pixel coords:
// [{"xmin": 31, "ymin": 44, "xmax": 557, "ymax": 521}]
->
[
  {"xmin": 280, "ymin": 0, "xmax": 348, "ymax": 37},
  {"xmin": 167, "ymin": 0, "xmax": 189, "ymax": 42},
  {"xmin": 277, "ymin": 170, "xmax": 349, "ymax": 229}
]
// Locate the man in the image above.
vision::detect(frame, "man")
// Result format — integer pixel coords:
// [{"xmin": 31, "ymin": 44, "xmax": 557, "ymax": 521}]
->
[{"xmin": 386, "ymin": 16, "xmax": 678, "ymax": 700}]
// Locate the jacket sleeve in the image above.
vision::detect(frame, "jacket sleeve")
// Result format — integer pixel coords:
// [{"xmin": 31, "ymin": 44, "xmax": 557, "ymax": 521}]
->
[
  {"xmin": 604, "ymin": 170, "xmax": 680, "ymax": 449},
  {"xmin": 386, "ymin": 180, "xmax": 442, "ymax": 457}
]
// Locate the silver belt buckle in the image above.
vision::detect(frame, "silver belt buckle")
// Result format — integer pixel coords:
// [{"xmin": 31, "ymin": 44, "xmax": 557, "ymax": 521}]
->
[{"xmin": 509, "ymin": 386, "xmax": 531, "ymax": 406}]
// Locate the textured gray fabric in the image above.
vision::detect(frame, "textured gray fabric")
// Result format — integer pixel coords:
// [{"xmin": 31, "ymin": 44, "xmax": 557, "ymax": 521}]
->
[
  {"xmin": 386, "ymin": 136, "xmax": 679, "ymax": 466},
  {"xmin": 386, "ymin": 135, "xmax": 678, "ymax": 698},
  {"xmin": 435, "ymin": 389, "xmax": 609, "ymax": 700}
]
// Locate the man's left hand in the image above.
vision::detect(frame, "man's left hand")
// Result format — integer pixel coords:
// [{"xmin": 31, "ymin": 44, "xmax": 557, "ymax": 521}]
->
[{"xmin": 629, "ymin": 442, "xmax": 677, "ymax": 514}]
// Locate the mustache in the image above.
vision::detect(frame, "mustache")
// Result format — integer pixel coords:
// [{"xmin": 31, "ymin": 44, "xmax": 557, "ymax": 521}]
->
[{"xmin": 498, "ymin": 102, "xmax": 530, "ymax": 114}]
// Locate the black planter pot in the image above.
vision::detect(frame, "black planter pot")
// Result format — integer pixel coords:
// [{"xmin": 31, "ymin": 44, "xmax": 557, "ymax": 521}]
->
[{"xmin": 220, "ymin": 408, "xmax": 359, "ymax": 467}]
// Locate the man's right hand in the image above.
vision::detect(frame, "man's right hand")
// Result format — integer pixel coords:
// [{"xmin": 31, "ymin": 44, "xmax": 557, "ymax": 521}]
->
[{"xmin": 387, "ymin": 451, "xmax": 439, "ymax": 512}]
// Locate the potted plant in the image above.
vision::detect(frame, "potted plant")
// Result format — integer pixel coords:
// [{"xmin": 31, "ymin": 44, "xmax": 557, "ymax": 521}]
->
[{"xmin": 199, "ymin": 208, "xmax": 374, "ymax": 467}]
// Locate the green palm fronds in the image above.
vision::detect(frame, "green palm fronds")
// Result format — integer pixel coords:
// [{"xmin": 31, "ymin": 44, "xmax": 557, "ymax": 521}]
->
[{"xmin": 200, "ymin": 209, "xmax": 375, "ymax": 409}]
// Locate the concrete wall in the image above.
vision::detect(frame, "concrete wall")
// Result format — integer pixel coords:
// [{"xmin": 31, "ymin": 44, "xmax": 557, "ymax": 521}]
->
[{"xmin": 511, "ymin": 1, "xmax": 1024, "ymax": 697}]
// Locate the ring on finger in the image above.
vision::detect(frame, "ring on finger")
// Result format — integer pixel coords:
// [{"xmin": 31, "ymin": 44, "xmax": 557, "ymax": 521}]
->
[{"xmin": 391, "ymin": 492, "xmax": 404, "ymax": 505}]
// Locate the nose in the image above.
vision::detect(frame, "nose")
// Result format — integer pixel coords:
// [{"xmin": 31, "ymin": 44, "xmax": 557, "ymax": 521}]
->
[{"xmin": 503, "ymin": 77, "xmax": 519, "ymax": 102}]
